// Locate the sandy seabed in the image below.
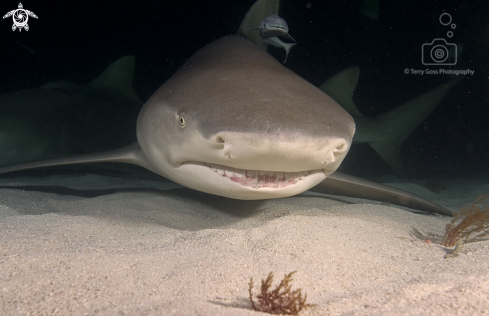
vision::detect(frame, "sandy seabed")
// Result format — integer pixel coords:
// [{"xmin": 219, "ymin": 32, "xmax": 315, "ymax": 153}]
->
[{"xmin": 0, "ymin": 168, "xmax": 488, "ymax": 315}]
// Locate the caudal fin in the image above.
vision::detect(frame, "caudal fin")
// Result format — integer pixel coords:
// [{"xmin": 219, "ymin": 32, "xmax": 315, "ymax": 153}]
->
[
  {"xmin": 282, "ymin": 42, "xmax": 297, "ymax": 63},
  {"xmin": 320, "ymin": 68, "xmax": 463, "ymax": 174},
  {"xmin": 368, "ymin": 76, "xmax": 463, "ymax": 174}
]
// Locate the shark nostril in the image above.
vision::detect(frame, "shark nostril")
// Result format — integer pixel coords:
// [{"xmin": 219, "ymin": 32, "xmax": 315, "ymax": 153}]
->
[{"xmin": 333, "ymin": 141, "xmax": 348, "ymax": 153}]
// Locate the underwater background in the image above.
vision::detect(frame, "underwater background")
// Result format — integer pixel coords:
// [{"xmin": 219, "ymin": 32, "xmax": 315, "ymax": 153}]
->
[
  {"xmin": 1, "ymin": 2, "xmax": 489, "ymax": 314},
  {"xmin": 1, "ymin": 0, "xmax": 487, "ymax": 180}
]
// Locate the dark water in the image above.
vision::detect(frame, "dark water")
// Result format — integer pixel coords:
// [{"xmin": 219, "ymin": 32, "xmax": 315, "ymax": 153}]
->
[{"xmin": 1, "ymin": 0, "xmax": 487, "ymax": 179}]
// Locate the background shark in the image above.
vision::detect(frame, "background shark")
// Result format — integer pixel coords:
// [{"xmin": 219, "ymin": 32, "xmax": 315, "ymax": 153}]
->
[
  {"xmin": 320, "ymin": 67, "xmax": 462, "ymax": 175},
  {"xmin": 236, "ymin": 0, "xmax": 463, "ymax": 176},
  {"xmin": 0, "ymin": 56, "xmax": 142, "ymax": 168}
]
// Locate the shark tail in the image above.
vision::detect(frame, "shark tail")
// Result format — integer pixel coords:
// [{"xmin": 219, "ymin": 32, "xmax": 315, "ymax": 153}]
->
[
  {"xmin": 282, "ymin": 42, "xmax": 297, "ymax": 63},
  {"xmin": 88, "ymin": 56, "xmax": 141, "ymax": 104},
  {"xmin": 368, "ymin": 76, "xmax": 463, "ymax": 174},
  {"xmin": 237, "ymin": 0, "xmax": 280, "ymax": 49},
  {"xmin": 320, "ymin": 68, "xmax": 463, "ymax": 174}
]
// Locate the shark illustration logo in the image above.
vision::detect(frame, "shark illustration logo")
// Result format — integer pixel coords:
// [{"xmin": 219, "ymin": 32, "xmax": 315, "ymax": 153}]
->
[{"xmin": 3, "ymin": 3, "xmax": 38, "ymax": 32}]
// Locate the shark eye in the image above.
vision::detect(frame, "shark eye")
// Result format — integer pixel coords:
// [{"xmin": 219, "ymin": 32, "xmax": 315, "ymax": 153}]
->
[{"xmin": 179, "ymin": 116, "xmax": 186, "ymax": 128}]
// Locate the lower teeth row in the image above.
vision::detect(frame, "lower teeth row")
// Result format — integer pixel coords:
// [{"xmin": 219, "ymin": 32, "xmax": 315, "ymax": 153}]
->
[{"xmin": 207, "ymin": 163, "xmax": 310, "ymax": 188}]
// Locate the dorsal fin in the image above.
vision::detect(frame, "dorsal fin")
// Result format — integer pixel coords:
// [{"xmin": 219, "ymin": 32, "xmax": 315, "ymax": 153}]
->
[
  {"xmin": 237, "ymin": 0, "xmax": 280, "ymax": 49},
  {"xmin": 88, "ymin": 56, "xmax": 141, "ymax": 103},
  {"xmin": 319, "ymin": 67, "xmax": 362, "ymax": 116}
]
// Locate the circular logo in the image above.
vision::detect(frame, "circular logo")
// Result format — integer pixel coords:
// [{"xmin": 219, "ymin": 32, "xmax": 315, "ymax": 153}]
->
[
  {"xmin": 3, "ymin": 3, "xmax": 38, "ymax": 32},
  {"xmin": 430, "ymin": 45, "xmax": 448, "ymax": 63},
  {"xmin": 13, "ymin": 9, "xmax": 28, "ymax": 27}
]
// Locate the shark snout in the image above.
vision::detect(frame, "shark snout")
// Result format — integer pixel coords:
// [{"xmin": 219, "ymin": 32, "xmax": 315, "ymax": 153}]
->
[
  {"xmin": 321, "ymin": 138, "xmax": 349, "ymax": 163},
  {"xmin": 211, "ymin": 132, "xmax": 351, "ymax": 173}
]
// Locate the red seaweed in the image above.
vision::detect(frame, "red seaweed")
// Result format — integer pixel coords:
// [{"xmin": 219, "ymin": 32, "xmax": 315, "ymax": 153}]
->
[
  {"xmin": 442, "ymin": 194, "xmax": 489, "ymax": 250},
  {"xmin": 248, "ymin": 271, "xmax": 315, "ymax": 315}
]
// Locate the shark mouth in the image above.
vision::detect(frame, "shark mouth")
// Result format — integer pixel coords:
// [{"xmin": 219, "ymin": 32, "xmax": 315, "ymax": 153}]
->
[{"xmin": 205, "ymin": 163, "xmax": 323, "ymax": 189}]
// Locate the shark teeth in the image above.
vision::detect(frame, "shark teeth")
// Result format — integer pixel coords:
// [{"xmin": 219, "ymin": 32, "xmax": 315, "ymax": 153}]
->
[{"xmin": 206, "ymin": 163, "xmax": 313, "ymax": 188}]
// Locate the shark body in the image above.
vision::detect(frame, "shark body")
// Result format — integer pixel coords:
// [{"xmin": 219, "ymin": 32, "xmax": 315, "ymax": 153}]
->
[
  {"xmin": 0, "ymin": 35, "xmax": 452, "ymax": 216},
  {"xmin": 0, "ymin": 56, "xmax": 142, "ymax": 169},
  {"xmin": 135, "ymin": 35, "xmax": 353, "ymax": 200}
]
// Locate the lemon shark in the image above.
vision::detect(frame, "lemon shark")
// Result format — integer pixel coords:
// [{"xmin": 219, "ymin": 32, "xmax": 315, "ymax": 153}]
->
[
  {"xmin": 320, "ymin": 67, "xmax": 462, "ymax": 174},
  {"xmin": 0, "ymin": 35, "xmax": 451, "ymax": 216},
  {"xmin": 0, "ymin": 56, "xmax": 142, "ymax": 169},
  {"xmin": 238, "ymin": 0, "xmax": 460, "ymax": 175}
]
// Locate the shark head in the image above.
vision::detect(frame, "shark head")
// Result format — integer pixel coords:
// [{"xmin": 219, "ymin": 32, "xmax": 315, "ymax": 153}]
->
[{"xmin": 137, "ymin": 36, "xmax": 355, "ymax": 200}]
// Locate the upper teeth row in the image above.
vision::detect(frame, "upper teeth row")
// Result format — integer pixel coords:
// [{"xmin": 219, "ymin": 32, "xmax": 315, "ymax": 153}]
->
[
  {"xmin": 206, "ymin": 163, "xmax": 311, "ymax": 188},
  {"xmin": 208, "ymin": 163, "xmax": 308, "ymax": 179}
]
